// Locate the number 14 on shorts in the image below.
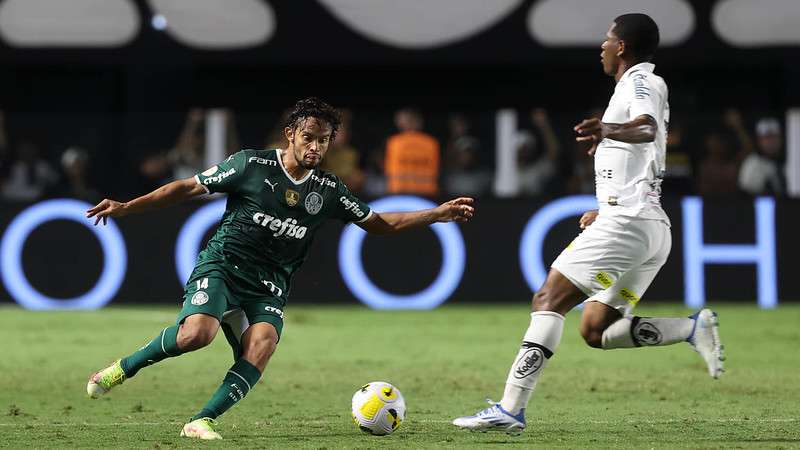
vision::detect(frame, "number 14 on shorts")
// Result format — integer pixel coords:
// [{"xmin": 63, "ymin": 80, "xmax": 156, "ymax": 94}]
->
[{"xmin": 196, "ymin": 278, "xmax": 209, "ymax": 290}]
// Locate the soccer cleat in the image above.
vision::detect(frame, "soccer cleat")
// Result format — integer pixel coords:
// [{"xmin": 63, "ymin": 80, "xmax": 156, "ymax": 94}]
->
[
  {"xmin": 87, "ymin": 360, "xmax": 126, "ymax": 398},
  {"xmin": 687, "ymin": 309, "xmax": 725, "ymax": 379},
  {"xmin": 180, "ymin": 418, "xmax": 222, "ymax": 440},
  {"xmin": 452, "ymin": 400, "xmax": 525, "ymax": 434}
]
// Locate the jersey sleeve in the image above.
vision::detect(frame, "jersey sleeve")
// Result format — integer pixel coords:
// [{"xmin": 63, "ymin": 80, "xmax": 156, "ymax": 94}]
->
[
  {"xmin": 331, "ymin": 180, "xmax": 373, "ymax": 223},
  {"xmin": 194, "ymin": 150, "xmax": 248, "ymax": 194},
  {"xmin": 628, "ymin": 73, "xmax": 661, "ymax": 121}
]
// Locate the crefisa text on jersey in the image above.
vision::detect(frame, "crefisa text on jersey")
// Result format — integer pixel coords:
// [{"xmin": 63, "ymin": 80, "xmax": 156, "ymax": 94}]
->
[
  {"xmin": 252, "ymin": 212, "xmax": 308, "ymax": 239},
  {"xmin": 311, "ymin": 174, "xmax": 336, "ymax": 188},
  {"xmin": 339, "ymin": 196, "xmax": 365, "ymax": 218},
  {"xmin": 203, "ymin": 168, "xmax": 236, "ymax": 185}
]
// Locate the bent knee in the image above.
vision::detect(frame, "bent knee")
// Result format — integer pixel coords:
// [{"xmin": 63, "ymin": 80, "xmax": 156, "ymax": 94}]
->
[
  {"xmin": 579, "ymin": 324, "xmax": 605, "ymax": 349},
  {"xmin": 177, "ymin": 326, "xmax": 216, "ymax": 350}
]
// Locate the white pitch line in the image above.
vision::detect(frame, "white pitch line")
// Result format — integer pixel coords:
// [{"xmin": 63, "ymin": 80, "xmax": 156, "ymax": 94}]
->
[{"xmin": 0, "ymin": 418, "xmax": 796, "ymax": 427}]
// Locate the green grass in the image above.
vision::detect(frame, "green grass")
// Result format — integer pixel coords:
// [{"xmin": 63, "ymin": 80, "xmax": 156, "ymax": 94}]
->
[{"xmin": 1, "ymin": 303, "xmax": 798, "ymax": 449}]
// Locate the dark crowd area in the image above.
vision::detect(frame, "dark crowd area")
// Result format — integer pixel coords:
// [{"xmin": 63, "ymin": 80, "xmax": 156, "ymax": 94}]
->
[{"xmin": 0, "ymin": 105, "xmax": 787, "ymax": 204}]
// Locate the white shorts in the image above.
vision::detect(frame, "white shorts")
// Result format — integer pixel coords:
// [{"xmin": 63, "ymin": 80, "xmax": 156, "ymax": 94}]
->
[{"xmin": 551, "ymin": 214, "xmax": 671, "ymax": 315}]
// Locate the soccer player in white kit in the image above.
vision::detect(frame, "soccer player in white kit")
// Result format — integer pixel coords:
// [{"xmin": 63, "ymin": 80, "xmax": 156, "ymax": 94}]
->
[{"xmin": 453, "ymin": 13, "xmax": 724, "ymax": 434}]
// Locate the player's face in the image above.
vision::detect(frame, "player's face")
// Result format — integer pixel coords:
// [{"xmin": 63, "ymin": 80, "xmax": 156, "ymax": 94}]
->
[
  {"xmin": 286, "ymin": 117, "xmax": 333, "ymax": 170},
  {"xmin": 601, "ymin": 24, "xmax": 622, "ymax": 76}
]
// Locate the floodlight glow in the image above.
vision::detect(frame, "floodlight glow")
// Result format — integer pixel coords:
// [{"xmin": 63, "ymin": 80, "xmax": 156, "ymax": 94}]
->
[
  {"xmin": 175, "ymin": 199, "xmax": 226, "ymax": 284},
  {"xmin": 338, "ymin": 196, "xmax": 465, "ymax": 309},
  {"xmin": 519, "ymin": 195, "xmax": 598, "ymax": 291},
  {"xmin": 0, "ymin": 199, "xmax": 127, "ymax": 310}
]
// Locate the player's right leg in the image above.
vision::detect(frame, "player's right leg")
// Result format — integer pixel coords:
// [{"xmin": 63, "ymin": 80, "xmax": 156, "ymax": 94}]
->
[
  {"xmin": 579, "ymin": 222, "xmax": 724, "ymax": 378},
  {"xmin": 454, "ymin": 214, "xmax": 637, "ymax": 433},
  {"xmin": 87, "ymin": 313, "xmax": 220, "ymax": 398},
  {"xmin": 87, "ymin": 274, "xmax": 227, "ymax": 398},
  {"xmin": 452, "ymin": 268, "xmax": 584, "ymax": 433}
]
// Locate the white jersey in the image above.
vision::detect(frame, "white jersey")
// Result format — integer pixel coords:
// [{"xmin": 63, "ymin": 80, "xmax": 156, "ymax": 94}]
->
[{"xmin": 595, "ymin": 62, "xmax": 670, "ymax": 224}]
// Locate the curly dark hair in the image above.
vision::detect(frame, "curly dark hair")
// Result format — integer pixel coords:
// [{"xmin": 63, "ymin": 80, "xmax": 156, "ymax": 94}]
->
[{"xmin": 285, "ymin": 97, "xmax": 342, "ymax": 141}]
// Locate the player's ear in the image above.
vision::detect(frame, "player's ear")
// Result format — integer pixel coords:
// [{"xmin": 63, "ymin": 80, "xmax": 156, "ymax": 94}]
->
[
  {"xmin": 284, "ymin": 126, "xmax": 294, "ymax": 144},
  {"xmin": 617, "ymin": 40, "xmax": 626, "ymax": 58}
]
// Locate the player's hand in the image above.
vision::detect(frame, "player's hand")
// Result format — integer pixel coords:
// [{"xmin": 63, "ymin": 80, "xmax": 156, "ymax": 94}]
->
[
  {"xmin": 574, "ymin": 118, "xmax": 608, "ymax": 155},
  {"xmin": 86, "ymin": 199, "xmax": 128, "ymax": 226},
  {"xmin": 437, "ymin": 197, "xmax": 475, "ymax": 223},
  {"xmin": 579, "ymin": 210, "xmax": 599, "ymax": 229}
]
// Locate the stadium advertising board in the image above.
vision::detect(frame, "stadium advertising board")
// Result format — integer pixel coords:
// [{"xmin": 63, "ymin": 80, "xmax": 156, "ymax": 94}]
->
[{"xmin": 0, "ymin": 196, "xmax": 793, "ymax": 310}]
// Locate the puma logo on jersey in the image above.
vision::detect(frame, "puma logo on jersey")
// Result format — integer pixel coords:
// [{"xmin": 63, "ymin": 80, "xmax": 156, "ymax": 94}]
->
[
  {"xmin": 253, "ymin": 212, "xmax": 308, "ymax": 239},
  {"xmin": 264, "ymin": 178, "xmax": 278, "ymax": 192}
]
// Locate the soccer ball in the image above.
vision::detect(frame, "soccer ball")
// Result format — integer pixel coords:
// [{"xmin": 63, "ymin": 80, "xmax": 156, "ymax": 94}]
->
[{"xmin": 351, "ymin": 381, "xmax": 406, "ymax": 435}]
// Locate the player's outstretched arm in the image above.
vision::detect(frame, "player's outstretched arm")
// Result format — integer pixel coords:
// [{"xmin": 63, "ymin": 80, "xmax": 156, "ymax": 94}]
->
[
  {"xmin": 86, "ymin": 177, "xmax": 207, "ymax": 225},
  {"xmin": 574, "ymin": 115, "xmax": 657, "ymax": 155},
  {"xmin": 358, "ymin": 197, "xmax": 475, "ymax": 235}
]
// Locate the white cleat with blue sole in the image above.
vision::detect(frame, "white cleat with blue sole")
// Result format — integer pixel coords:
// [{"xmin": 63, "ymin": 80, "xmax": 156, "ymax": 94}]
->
[
  {"xmin": 688, "ymin": 309, "xmax": 725, "ymax": 379},
  {"xmin": 452, "ymin": 401, "xmax": 525, "ymax": 434}
]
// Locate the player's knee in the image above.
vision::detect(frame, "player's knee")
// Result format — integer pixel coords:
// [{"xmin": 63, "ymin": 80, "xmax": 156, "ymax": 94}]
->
[
  {"xmin": 244, "ymin": 336, "xmax": 276, "ymax": 359},
  {"xmin": 579, "ymin": 323, "xmax": 605, "ymax": 349},
  {"xmin": 177, "ymin": 325, "xmax": 216, "ymax": 351}
]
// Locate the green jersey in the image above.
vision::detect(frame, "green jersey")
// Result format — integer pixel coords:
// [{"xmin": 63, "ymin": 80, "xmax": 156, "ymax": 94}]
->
[{"xmin": 193, "ymin": 148, "xmax": 372, "ymax": 280}]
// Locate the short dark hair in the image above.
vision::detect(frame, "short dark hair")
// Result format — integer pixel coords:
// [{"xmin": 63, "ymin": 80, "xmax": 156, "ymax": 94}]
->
[
  {"xmin": 285, "ymin": 97, "xmax": 342, "ymax": 140},
  {"xmin": 613, "ymin": 13, "xmax": 660, "ymax": 61}
]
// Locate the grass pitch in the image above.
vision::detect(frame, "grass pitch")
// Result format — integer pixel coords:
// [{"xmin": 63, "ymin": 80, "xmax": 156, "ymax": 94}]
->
[{"xmin": 1, "ymin": 303, "xmax": 798, "ymax": 449}]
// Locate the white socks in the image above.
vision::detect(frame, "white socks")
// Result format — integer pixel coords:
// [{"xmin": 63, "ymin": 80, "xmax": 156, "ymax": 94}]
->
[
  {"xmin": 500, "ymin": 311, "xmax": 564, "ymax": 415},
  {"xmin": 601, "ymin": 316, "xmax": 695, "ymax": 349}
]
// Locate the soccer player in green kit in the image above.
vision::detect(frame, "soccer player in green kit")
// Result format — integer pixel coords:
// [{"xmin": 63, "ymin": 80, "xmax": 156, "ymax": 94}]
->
[{"xmin": 85, "ymin": 98, "xmax": 475, "ymax": 440}]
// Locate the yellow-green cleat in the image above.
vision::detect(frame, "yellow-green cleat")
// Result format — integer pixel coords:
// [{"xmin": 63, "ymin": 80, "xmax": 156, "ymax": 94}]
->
[
  {"xmin": 180, "ymin": 418, "xmax": 223, "ymax": 440},
  {"xmin": 86, "ymin": 360, "xmax": 126, "ymax": 398}
]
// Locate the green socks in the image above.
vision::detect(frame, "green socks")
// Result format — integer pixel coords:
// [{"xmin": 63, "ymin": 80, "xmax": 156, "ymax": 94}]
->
[
  {"xmin": 120, "ymin": 326, "xmax": 183, "ymax": 378},
  {"xmin": 119, "ymin": 329, "xmax": 262, "ymax": 421},
  {"xmin": 192, "ymin": 358, "xmax": 262, "ymax": 420}
]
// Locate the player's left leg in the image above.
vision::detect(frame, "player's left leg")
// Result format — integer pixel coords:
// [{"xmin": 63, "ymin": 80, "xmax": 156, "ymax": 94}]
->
[
  {"xmin": 181, "ymin": 304, "xmax": 282, "ymax": 440},
  {"xmin": 579, "ymin": 227, "xmax": 724, "ymax": 378}
]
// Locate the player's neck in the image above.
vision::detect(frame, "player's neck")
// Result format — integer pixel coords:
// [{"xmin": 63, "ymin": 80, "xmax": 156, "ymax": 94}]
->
[
  {"xmin": 613, "ymin": 62, "xmax": 631, "ymax": 82},
  {"xmin": 614, "ymin": 58, "xmax": 645, "ymax": 82},
  {"xmin": 281, "ymin": 147, "xmax": 311, "ymax": 180}
]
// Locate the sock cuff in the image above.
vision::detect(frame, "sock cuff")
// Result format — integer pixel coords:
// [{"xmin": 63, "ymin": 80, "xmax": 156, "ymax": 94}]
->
[
  {"xmin": 228, "ymin": 359, "xmax": 262, "ymax": 393},
  {"xmin": 162, "ymin": 325, "xmax": 182, "ymax": 356},
  {"xmin": 521, "ymin": 341, "xmax": 554, "ymax": 358},
  {"xmin": 531, "ymin": 311, "xmax": 565, "ymax": 321}
]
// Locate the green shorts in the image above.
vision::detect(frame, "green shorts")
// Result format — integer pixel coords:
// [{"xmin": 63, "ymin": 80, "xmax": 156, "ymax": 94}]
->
[{"xmin": 177, "ymin": 260, "xmax": 289, "ymax": 337}]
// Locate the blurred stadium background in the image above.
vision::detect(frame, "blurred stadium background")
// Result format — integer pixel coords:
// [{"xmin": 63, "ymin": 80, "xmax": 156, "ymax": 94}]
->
[
  {"xmin": 1, "ymin": 1, "xmax": 799, "ymax": 447},
  {"xmin": 1, "ymin": 0, "xmax": 797, "ymax": 311}
]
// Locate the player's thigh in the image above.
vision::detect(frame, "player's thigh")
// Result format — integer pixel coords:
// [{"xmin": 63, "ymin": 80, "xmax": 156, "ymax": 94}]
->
[
  {"xmin": 551, "ymin": 215, "xmax": 649, "ymax": 298},
  {"xmin": 587, "ymin": 240, "xmax": 669, "ymax": 316},
  {"xmin": 177, "ymin": 273, "xmax": 231, "ymax": 326},
  {"xmin": 240, "ymin": 300, "xmax": 285, "ymax": 341},
  {"xmin": 220, "ymin": 308, "xmax": 250, "ymax": 360}
]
